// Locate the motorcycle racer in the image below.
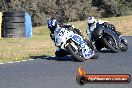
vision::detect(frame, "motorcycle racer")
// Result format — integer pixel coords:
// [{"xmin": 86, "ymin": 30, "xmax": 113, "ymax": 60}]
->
[
  {"xmin": 86, "ymin": 16, "xmax": 127, "ymax": 51},
  {"xmin": 47, "ymin": 18, "xmax": 84, "ymax": 57},
  {"xmin": 87, "ymin": 16, "xmax": 121, "ymax": 42}
]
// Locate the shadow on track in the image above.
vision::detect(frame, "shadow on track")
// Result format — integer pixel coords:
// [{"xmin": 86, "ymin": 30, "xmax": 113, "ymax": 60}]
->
[
  {"xmin": 98, "ymin": 49, "xmax": 113, "ymax": 53},
  {"xmin": 30, "ymin": 50, "xmax": 113, "ymax": 62},
  {"xmin": 30, "ymin": 55, "xmax": 77, "ymax": 62}
]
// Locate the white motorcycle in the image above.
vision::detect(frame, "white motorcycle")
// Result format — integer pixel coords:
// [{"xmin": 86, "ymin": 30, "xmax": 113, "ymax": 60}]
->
[{"xmin": 54, "ymin": 27, "xmax": 99, "ymax": 62}]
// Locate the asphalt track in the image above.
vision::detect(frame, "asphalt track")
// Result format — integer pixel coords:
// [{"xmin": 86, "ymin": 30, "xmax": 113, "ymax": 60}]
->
[{"xmin": 0, "ymin": 36, "xmax": 132, "ymax": 88}]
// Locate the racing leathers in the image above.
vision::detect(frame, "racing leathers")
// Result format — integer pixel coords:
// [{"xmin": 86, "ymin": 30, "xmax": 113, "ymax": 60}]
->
[
  {"xmin": 87, "ymin": 20, "xmax": 121, "ymax": 42},
  {"xmin": 49, "ymin": 24, "xmax": 84, "ymax": 57}
]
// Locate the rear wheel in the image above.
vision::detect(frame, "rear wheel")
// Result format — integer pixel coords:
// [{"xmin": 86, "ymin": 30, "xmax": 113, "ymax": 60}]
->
[
  {"xmin": 66, "ymin": 43, "xmax": 85, "ymax": 62},
  {"xmin": 102, "ymin": 35, "xmax": 119, "ymax": 53},
  {"xmin": 120, "ymin": 39, "xmax": 128, "ymax": 52},
  {"xmin": 90, "ymin": 49, "xmax": 99, "ymax": 59}
]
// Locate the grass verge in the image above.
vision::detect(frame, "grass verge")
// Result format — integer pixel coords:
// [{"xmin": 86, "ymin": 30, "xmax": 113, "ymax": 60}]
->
[{"xmin": 0, "ymin": 26, "xmax": 55, "ymax": 63}]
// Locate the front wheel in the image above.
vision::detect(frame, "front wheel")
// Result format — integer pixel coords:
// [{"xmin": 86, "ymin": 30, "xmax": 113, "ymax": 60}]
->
[
  {"xmin": 102, "ymin": 35, "xmax": 119, "ymax": 53},
  {"xmin": 66, "ymin": 43, "xmax": 85, "ymax": 62}
]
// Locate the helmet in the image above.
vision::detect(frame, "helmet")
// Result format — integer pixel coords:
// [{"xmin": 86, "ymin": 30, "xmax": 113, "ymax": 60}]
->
[
  {"xmin": 48, "ymin": 18, "xmax": 58, "ymax": 31},
  {"xmin": 87, "ymin": 16, "xmax": 96, "ymax": 24}
]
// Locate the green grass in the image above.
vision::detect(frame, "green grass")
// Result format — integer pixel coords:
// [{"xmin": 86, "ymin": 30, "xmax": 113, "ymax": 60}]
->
[
  {"xmin": 0, "ymin": 16, "xmax": 132, "ymax": 63},
  {"xmin": 0, "ymin": 26, "xmax": 56, "ymax": 63}
]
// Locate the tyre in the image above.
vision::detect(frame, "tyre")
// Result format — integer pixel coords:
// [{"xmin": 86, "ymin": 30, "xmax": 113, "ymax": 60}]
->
[
  {"xmin": 5, "ymin": 28, "xmax": 25, "ymax": 34},
  {"xmin": 120, "ymin": 43, "xmax": 128, "ymax": 52},
  {"xmin": 3, "ymin": 12, "xmax": 25, "ymax": 17},
  {"xmin": 3, "ymin": 23, "xmax": 25, "ymax": 38},
  {"xmin": 102, "ymin": 35, "xmax": 119, "ymax": 53},
  {"xmin": 2, "ymin": 12, "xmax": 26, "ymax": 38},
  {"xmin": 4, "ymin": 34, "xmax": 25, "ymax": 38},
  {"xmin": 66, "ymin": 43, "xmax": 85, "ymax": 62},
  {"xmin": 4, "ymin": 17, "xmax": 25, "ymax": 23},
  {"xmin": 90, "ymin": 49, "xmax": 99, "ymax": 59},
  {"xmin": 4, "ymin": 22, "xmax": 25, "ymax": 29}
]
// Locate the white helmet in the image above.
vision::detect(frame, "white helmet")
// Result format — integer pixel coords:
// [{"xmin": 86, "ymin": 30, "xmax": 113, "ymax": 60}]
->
[{"xmin": 87, "ymin": 16, "xmax": 96, "ymax": 24}]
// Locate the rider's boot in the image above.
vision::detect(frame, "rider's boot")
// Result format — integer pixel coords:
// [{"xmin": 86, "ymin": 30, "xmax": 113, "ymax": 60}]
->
[{"xmin": 55, "ymin": 48, "xmax": 69, "ymax": 57}]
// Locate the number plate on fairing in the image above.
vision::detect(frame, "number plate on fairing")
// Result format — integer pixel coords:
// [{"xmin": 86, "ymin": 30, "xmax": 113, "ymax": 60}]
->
[
  {"xmin": 71, "ymin": 34, "xmax": 94, "ymax": 59},
  {"xmin": 71, "ymin": 34, "xmax": 85, "ymax": 47}
]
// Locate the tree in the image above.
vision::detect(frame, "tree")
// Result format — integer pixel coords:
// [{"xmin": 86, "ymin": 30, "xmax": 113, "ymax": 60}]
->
[
  {"xmin": 1, "ymin": 0, "xmax": 132, "ymax": 26},
  {"xmin": 92, "ymin": 0, "xmax": 118, "ymax": 17}
]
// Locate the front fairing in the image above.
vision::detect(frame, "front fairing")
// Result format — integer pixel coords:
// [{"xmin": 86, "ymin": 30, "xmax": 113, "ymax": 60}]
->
[
  {"xmin": 54, "ymin": 27, "xmax": 94, "ymax": 59},
  {"xmin": 54, "ymin": 27, "xmax": 74, "ymax": 48},
  {"xmin": 69, "ymin": 34, "xmax": 94, "ymax": 59}
]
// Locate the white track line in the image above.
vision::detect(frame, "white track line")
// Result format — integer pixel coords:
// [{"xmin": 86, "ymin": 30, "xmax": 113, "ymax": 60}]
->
[
  {"xmin": 0, "ymin": 56, "xmax": 55, "ymax": 65},
  {"xmin": 0, "ymin": 59, "xmax": 35, "ymax": 65}
]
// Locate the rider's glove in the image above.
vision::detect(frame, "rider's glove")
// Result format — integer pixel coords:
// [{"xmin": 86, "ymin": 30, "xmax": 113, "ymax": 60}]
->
[{"xmin": 103, "ymin": 22, "xmax": 109, "ymax": 28}]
